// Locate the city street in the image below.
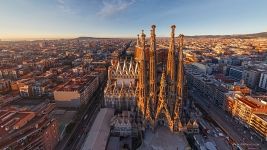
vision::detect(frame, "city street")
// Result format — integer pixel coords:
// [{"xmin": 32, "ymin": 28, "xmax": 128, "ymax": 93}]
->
[
  {"xmin": 189, "ymin": 89, "xmax": 267, "ymax": 149},
  {"xmin": 57, "ymin": 77, "xmax": 107, "ymax": 150}
]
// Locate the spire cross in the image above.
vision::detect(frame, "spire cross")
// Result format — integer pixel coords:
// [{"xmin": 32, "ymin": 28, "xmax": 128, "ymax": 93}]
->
[
  {"xmin": 151, "ymin": 25, "xmax": 156, "ymax": 35},
  {"xmin": 179, "ymin": 34, "xmax": 184, "ymax": 47},
  {"xmin": 171, "ymin": 25, "xmax": 176, "ymax": 37},
  {"xmin": 141, "ymin": 30, "xmax": 146, "ymax": 46},
  {"xmin": 136, "ymin": 34, "xmax": 140, "ymax": 47}
]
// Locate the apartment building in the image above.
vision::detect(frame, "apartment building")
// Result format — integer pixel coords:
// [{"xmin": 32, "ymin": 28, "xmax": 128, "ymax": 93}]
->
[
  {"xmin": 242, "ymin": 68, "xmax": 263, "ymax": 89},
  {"xmin": 226, "ymin": 93, "xmax": 267, "ymax": 141},
  {"xmin": 0, "ymin": 103, "xmax": 59, "ymax": 149},
  {"xmin": 259, "ymin": 72, "xmax": 267, "ymax": 91},
  {"xmin": 0, "ymin": 79, "xmax": 11, "ymax": 94},
  {"xmin": 54, "ymin": 75, "xmax": 99, "ymax": 108}
]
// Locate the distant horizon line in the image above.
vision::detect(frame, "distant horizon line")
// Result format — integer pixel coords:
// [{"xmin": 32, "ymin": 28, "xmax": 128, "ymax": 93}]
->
[{"xmin": 1, "ymin": 31, "xmax": 267, "ymax": 41}]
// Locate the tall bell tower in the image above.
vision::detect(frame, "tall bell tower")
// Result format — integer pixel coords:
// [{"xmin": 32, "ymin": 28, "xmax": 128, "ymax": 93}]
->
[
  {"xmin": 148, "ymin": 25, "xmax": 157, "ymax": 121},
  {"xmin": 166, "ymin": 25, "xmax": 177, "ymax": 116},
  {"xmin": 137, "ymin": 30, "xmax": 147, "ymax": 118},
  {"xmin": 166, "ymin": 25, "xmax": 176, "ymax": 81},
  {"xmin": 173, "ymin": 34, "xmax": 184, "ymax": 132}
]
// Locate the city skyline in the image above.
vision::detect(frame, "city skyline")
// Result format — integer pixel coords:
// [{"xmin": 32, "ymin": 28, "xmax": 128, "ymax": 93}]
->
[
  {"xmin": 1, "ymin": 0, "xmax": 267, "ymax": 40},
  {"xmin": 1, "ymin": 25, "xmax": 267, "ymax": 149}
]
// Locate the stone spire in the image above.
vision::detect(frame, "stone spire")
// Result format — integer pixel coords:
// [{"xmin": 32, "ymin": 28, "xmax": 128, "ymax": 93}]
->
[
  {"xmin": 136, "ymin": 34, "xmax": 140, "ymax": 47},
  {"xmin": 173, "ymin": 34, "xmax": 184, "ymax": 132},
  {"xmin": 166, "ymin": 25, "xmax": 176, "ymax": 81},
  {"xmin": 149, "ymin": 25, "xmax": 157, "ymax": 108},
  {"xmin": 137, "ymin": 30, "xmax": 147, "ymax": 118},
  {"xmin": 146, "ymin": 25, "xmax": 157, "ymax": 127},
  {"xmin": 155, "ymin": 70, "xmax": 173, "ymax": 131},
  {"xmin": 141, "ymin": 30, "xmax": 146, "ymax": 47},
  {"xmin": 166, "ymin": 25, "xmax": 176, "ymax": 116}
]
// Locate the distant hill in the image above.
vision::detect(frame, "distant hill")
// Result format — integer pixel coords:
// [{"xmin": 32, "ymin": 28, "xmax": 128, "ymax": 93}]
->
[
  {"xmin": 75, "ymin": 37, "xmax": 131, "ymax": 40},
  {"xmin": 74, "ymin": 32, "xmax": 267, "ymax": 40},
  {"xmin": 75, "ymin": 37, "xmax": 100, "ymax": 40},
  {"xmin": 187, "ymin": 32, "xmax": 267, "ymax": 39},
  {"xmin": 76, "ymin": 37, "xmax": 94, "ymax": 39},
  {"xmin": 240, "ymin": 32, "xmax": 267, "ymax": 38}
]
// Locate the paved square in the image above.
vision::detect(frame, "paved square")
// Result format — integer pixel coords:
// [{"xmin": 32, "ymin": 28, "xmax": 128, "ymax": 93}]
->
[{"xmin": 139, "ymin": 127, "xmax": 190, "ymax": 150}]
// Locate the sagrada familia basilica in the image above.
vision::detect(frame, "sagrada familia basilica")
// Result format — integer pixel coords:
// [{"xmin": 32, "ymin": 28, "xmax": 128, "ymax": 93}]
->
[{"xmin": 104, "ymin": 25, "xmax": 187, "ymax": 132}]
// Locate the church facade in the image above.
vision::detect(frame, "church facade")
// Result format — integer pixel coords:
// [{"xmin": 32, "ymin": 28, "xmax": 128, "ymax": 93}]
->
[
  {"xmin": 104, "ymin": 58, "xmax": 138, "ymax": 111},
  {"xmin": 104, "ymin": 25, "xmax": 185, "ymax": 132}
]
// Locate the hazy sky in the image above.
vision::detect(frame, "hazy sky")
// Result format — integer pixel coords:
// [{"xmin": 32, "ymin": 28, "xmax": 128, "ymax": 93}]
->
[{"xmin": 0, "ymin": 0, "xmax": 267, "ymax": 40}]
